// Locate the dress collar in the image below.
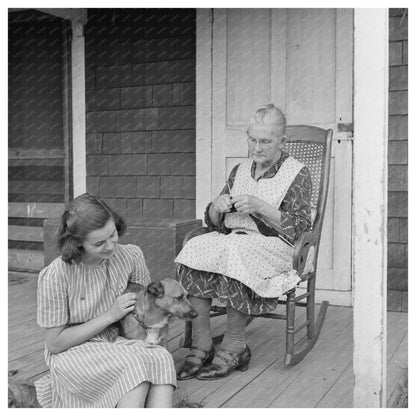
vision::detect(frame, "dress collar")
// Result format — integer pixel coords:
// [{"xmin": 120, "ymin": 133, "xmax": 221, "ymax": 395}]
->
[{"xmin": 250, "ymin": 151, "xmax": 290, "ymax": 181}]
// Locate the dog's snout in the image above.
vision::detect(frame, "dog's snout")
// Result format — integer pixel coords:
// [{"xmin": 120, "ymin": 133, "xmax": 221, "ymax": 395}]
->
[{"xmin": 189, "ymin": 310, "xmax": 198, "ymax": 319}]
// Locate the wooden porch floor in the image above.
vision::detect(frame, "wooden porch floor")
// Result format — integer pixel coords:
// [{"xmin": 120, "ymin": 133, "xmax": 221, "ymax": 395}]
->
[{"xmin": 9, "ymin": 271, "xmax": 407, "ymax": 408}]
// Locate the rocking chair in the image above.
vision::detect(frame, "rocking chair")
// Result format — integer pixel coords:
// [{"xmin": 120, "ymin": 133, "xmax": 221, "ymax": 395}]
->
[{"xmin": 180, "ymin": 125, "xmax": 333, "ymax": 365}]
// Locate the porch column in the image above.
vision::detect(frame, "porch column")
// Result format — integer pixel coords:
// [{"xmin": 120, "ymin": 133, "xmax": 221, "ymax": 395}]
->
[
  {"xmin": 71, "ymin": 17, "xmax": 87, "ymax": 197},
  {"xmin": 353, "ymin": 9, "xmax": 389, "ymax": 407}
]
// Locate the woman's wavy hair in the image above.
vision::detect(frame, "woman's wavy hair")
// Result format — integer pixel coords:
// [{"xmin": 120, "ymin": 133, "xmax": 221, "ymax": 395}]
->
[{"xmin": 57, "ymin": 193, "xmax": 127, "ymax": 264}]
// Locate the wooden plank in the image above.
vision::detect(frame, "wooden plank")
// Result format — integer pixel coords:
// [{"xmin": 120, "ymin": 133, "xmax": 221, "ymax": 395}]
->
[
  {"xmin": 8, "ymin": 282, "xmax": 38, "ymax": 302},
  {"xmin": 8, "ymin": 225, "xmax": 44, "ymax": 242},
  {"xmin": 8, "ymin": 318, "xmax": 42, "ymax": 341},
  {"xmin": 178, "ymin": 304, "xmax": 308, "ymax": 406},
  {"xmin": 8, "ymin": 340, "xmax": 45, "ymax": 362},
  {"xmin": 271, "ymin": 9, "xmax": 287, "ymax": 113},
  {"xmin": 316, "ymin": 363, "xmax": 354, "ymax": 408},
  {"xmin": 36, "ymin": 8, "xmax": 87, "ymax": 23},
  {"xmin": 195, "ymin": 8, "xmax": 213, "ymax": 219},
  {"xmin": 9, "ymin": 180, "xmax": 64, "ymax": 195},
  {"xmin": 9, "ymin": 357, "xmax": 49, "ymax": 383},
  {"xmin": 71, "ymin": 18, "xmax": 87, "ymax": 197},
  {"xmin": 316, "ymin": 309, "xmax": 407, "ymax": 408},
  {"xmin": 332, "ymin": 140, "xmax": 352, "ymax": 290},
  {"xmin": 8, "ymin": 158, "xmax": 64, "ymax": 166},
  {"xmin": 174, "ymin": 316, "xmax": 281, "ymax": 405},
  {"xmin": 9, "ymin": 148, "xmax": 64, "ymax": 159},
  {"xmin": 9, "ymin": 349, "xmax": 45, "ymax": 373},
  {"xmin": 386, "ymin": 323, "xmax": 408, "ymax": 406},
  {"xmin": 62, "ymin": 19, "xmax": 72, "ymax": 205},
  {"xmin": 8, "ymin": 305, "xmax": 38, "ymax": 327},
  {"xmin": 335, "ymin": 8, "xmax": 353, "ymax": 125},
  {"xmin": 211, "ymin": 8, "xmax": 227, "ymax": 197},
  {"xmin": 28, "ymin": 370, "xmax": 50, "ymax": 385},
  {"xmin": 268, "ymin": 324, "xmax": 353, "ymax": 408},
  {"xmin": 353, "ymin": 9, "xmax": 389, "ymax": 408},
  {"xmin": 221, "ymin": 306, "xmax": 351, "ymax": 408},
  {"xmin": 7, "ymin": 271, "xmax": 408, "ymax": 409},
  {"xmin": 8, "ymin": 304, "xmax": 38, "ymax": 323},
  {"xmin": 8, "ymin": 202, "xmax": 65, "ymax": 218},
  {"xmin": 286, "ymin": 9, "xmax": 336, "ymax": 125},
  {"xmin": 387, "ymin": 338, "xmax": 407, "ymax": 407},
  {"xmin": 8, "ymin": 248, "xmax": 44, "ymax": 271}
]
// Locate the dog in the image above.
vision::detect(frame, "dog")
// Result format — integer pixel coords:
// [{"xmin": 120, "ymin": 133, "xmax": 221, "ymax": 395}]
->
[{"xmin": 118, "ymin": 278, "xmax": 197, "ymax": 347}]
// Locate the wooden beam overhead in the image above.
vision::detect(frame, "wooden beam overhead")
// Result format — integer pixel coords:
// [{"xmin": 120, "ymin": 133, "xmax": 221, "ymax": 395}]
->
[{"xmin": 35, "ymin": 8, "xmax": 87, "ymax": 24}]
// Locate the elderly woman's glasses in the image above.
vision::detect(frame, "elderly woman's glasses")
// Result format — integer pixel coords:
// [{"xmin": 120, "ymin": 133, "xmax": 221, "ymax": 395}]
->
[{"xmin": 246, "ymin": 134, "xmax": 275, "ymax": 149}]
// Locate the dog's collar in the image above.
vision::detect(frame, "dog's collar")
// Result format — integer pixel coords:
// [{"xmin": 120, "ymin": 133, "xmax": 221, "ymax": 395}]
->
[
  {"xmin": 131, "ymin": 312, "xmax": 166, "ymax": 330},
  {"xmin": 131, "ymin": 312, "xmax": 152, "ymax": 330}
]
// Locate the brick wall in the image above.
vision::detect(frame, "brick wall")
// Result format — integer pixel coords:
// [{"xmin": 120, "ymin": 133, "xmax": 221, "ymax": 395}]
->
[
  {"xmin": 387, "ymin": 9, "xmax": 408, "ymax": 312},
  {"xmin": 84, "ymin": 9, "xmax": 196, "ymax": 224}
]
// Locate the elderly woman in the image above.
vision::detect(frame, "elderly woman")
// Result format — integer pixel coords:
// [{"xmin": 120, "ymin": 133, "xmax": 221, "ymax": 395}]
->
[{"xmin": 175, "ymin": 104, "xmax": 312, "ymax": 381}]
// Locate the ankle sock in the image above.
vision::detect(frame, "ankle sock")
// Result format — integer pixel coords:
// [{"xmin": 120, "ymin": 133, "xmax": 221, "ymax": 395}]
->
[{"xmin": 219, "ymin": 307, "xmax": 247, "ymax": 355}]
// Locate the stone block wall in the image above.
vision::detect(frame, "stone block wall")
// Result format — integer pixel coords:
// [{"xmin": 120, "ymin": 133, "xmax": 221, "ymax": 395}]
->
[
  {"xmin": 387, "ymin": 8, "xmax": 408, "ymax": 311},
  {"xmin": 84, "ymin": 9, "xmax": 196, "ymax": 224}
]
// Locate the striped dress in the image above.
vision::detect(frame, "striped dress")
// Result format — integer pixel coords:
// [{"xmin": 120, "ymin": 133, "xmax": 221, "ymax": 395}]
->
[{"xmin": 35, "ymin": 244, "xmax": 177, "ymax": 408}]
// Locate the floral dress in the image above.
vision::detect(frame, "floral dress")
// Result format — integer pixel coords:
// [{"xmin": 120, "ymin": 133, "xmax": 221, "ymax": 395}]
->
[{"xmin": 176, "ymin": 152, "xmax": 312, "ymax": 315}]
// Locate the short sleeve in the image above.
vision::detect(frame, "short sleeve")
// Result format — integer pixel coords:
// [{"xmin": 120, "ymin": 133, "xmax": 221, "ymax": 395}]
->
[
  {"xmin": 126, "ymin": 244, "xmax": 151, "ymax": 286},
  {"xmin": 37, "ymin": 261, "xmax": 69, "ymax": 328}
]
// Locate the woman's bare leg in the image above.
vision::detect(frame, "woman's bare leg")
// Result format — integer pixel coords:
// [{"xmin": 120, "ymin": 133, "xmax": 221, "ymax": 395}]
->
[
  {"xmin": 145, "ymin": 384, "xmax": 174, "ymax": 408},
  {"xmin": 116, "ymin": 382, "xmax": 150, "ymax": 408}
]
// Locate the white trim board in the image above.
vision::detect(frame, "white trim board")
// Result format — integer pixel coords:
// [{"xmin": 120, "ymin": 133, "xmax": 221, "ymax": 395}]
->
[{"xmin": 352, "ymin": 8, "xmax": 389, "ymax": 408}]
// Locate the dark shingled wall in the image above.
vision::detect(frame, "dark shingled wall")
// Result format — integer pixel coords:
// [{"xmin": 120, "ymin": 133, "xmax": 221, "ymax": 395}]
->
[
  {"xmin": 387, "ymin": 8, "xmax": 408, "ymax": 312},
  {"xmin": 85, "ymin": 9, "xmax": 196, "ymax": 223}
]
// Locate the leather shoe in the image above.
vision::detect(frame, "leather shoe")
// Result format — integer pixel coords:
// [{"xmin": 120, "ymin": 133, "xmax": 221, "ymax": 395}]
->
[
  {"xmin": 177, "ymin": 345, "xmax": 216, "ymax": 380},
  {"xmin": 196, "ymin": 345, "xmax": 251, "ymax": 380}
]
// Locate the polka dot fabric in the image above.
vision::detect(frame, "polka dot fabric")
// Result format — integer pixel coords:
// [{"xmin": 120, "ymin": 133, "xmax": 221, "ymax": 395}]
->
[
  {"xmin": 175, "ymin": 157, "xmax": 305, "ymax": 298},
  {"xmin": 225, "ymin": 158, "xmax": 305, "ymax": 231}
]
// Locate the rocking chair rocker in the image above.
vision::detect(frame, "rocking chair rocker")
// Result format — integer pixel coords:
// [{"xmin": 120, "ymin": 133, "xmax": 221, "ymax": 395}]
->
[{"xmin": 180, "ymin": 125, "xmax": 333, "ymax": 365}]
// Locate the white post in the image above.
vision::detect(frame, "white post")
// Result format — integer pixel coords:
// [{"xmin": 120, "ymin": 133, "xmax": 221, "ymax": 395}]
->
[
  {"xmin": 71, "ymin": 19, "xmax": 87, "ymax": 197},
  {"xmin": 352, "ymin": 9, "xmax": 388, "ymax": 407},
  {"xmin": 196, "ymin": 9, "xmax": 213, "ymax": 219}
]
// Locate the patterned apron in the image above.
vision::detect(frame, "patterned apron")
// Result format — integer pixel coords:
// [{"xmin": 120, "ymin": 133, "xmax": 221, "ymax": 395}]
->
[{"xmin": 175, "ymin": 157, "xmax": 305, "ymax": 298}]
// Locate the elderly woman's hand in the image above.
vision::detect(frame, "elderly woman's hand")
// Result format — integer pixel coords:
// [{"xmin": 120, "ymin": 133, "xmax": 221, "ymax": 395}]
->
[
  {"xmin": 231, "ymin": 195, "xmax": 265, "ymax": 215},
  {"xmin": 212, "ymin": 194, "xmax": 234, "ymax": 213}
]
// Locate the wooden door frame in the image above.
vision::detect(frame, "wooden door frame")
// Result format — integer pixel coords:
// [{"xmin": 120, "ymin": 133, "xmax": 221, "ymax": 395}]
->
[
  {"xmin": 196, "ymin": 8, "xmax": 353, "ymax": 306},
  {"xmin": 196, "ymin": 8, "xmax": 390, "ymax": 406},
  {"xmin": 9, "ymin": 8, "xmax": 88, "ymax": 201},
  {"xmin": 36, "ymin": 8, "xmax": 88, "ymax": 199},
  {"xmin": 196, "ymin": 9, "xmax": 213, "ymax": 220},
  {"xmin": 195, "ymin": 8, "xmax": 354, "ymax": 205}
]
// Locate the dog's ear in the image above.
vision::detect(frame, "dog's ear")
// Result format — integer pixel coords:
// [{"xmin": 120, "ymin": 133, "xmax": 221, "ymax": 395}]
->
[{"xmin": 147, "ymin": 281, "xmax": 164, "ymax": 298}]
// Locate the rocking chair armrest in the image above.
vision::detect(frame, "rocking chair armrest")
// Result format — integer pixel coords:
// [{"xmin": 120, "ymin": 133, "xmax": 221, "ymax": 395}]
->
[
  {"xmin": 182, "ymin": 226, "xmax": 210, "ymax": 247},
  {"xmin": 292, "ymin": 228, "xmax": 320, "ymax": 274}
]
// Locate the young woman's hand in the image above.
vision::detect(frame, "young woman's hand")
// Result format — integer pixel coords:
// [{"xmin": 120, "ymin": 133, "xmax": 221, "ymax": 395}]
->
[{"xmin": 106, "ymin": 293, "xmax": 137, "ymax": 323}]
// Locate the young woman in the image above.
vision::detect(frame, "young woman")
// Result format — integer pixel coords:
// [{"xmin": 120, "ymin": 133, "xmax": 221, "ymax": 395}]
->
[{"xmin": 35, "ymin": 193, "xmax": 176, "ymax": 408}]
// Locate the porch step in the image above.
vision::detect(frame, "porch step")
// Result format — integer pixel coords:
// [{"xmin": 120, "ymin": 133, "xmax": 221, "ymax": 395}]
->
[{"xmin": 8, "ymin": 249, "xmax": 44, "ymax": 273}]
